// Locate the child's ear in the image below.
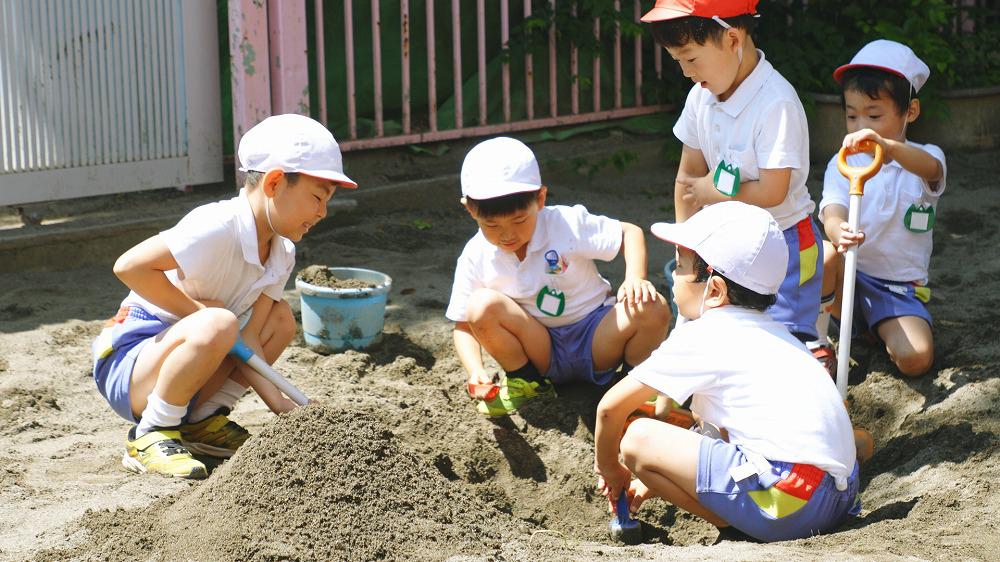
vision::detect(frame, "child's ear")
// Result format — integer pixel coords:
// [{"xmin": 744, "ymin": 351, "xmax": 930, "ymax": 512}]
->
[
  {"xmin": 537, "ymin": 186, "xmax": 548, "ymax": 208},
  {"xmin": 262, "ymin": 169, "xmax": 285, "ymax": 197},
  {"xmin": 906, "ymin": 98, "xmax": 921, "ymax": 124},
  {"xmin": 706, "ymin": 275, "xmax": 728, "ymax": 308}
]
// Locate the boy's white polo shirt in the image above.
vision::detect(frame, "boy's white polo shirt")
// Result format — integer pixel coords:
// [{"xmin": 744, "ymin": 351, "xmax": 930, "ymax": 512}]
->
[
  {"xmin": 122, "ymin": 190, "xmax": 295, "ymax": 324},
  {"xmin": 820, "ymin": 141, "xmax": 946, "ymax": 284},
  {"xmin": 446, "ymin": 205, "xmax": 621, "ymax": 328},
  {"xmin": 631, "ymin": 306, "xmax": 856, "ymax": 486},
  {"xmin": 673, "ymin": 50, "xmax": 814, "ymax": 231}
]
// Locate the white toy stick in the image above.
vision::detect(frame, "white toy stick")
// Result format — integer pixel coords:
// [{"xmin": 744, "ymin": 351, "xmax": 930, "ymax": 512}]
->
[
  {"xmin": 835, "ymin": 140, "xmax": 884, "ymax": 399},
  {"xmin": 230, "ymin": 339, "xmax": 309, "ymax": 406}
]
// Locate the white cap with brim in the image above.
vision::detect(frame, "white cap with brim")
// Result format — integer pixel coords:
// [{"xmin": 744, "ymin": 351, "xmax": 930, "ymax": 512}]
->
[
  {"xmin": 833, "ymin": 39, "xmax": 930, "ymax": 94},
  {"xmin": 651, "ymin": 201, "xmax": 787, "ymax": 295},
  {"xmin": 461, "ymin": 137, "xmax": 542, "ymax": 200},
  {"xmin": 238, "ymin": 113, "xmax": 357, "ymax": 188}
]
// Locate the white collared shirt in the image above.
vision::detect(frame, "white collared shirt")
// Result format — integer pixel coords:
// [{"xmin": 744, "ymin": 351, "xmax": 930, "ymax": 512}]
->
[
  {"xmin": 446, "ymin": 205, "xmax": 621, "ymax": 328},
  {"xmin": 631, "ymin": 306, "xmax": 857, "ymax": 485},
  {"xmin": 121, "ymin": 190, "xmax": 296, "ymax": 324},
  {"xmin": 820, "ymin": 141, "xmax": 946, "ymax": 284},
  {"xmin": 673, "ymin": 50, "xmax": 814, "ymax": 231}
]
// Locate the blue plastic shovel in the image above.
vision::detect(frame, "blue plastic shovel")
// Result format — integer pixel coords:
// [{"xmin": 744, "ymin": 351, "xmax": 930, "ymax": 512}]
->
[
  {"xmin": 609, "ymin": 488, "xmax": 642, "ymax": 544},
  {"xmin": 230, "ymin": 338, "xmax": 309, "ymax": 406}
]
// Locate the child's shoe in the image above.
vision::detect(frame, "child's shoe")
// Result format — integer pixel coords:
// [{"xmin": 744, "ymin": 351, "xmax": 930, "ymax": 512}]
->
[
  {"xmin": 810, "ymin": 344, "xmax": 837, "ymax": 380},
  {"xmin": 123, "ymin": 427, "xmax": 208, "ymax": 479},
  {"xmin": 177, "ymin": 408, "xmax": 251, "ymax": 458},
  {"xmin": 476, "ymin": 376, "xmax": 555, "ymax": 417}
]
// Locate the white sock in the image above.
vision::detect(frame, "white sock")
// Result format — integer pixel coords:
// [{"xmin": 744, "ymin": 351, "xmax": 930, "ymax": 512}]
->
[
  {"xmin": 136, "ymin": 392, "xmax": 188, "ymax": 437},
  {"xmin": 187, "ymin": 379, "xmax": 247, "ymax": 423},
  {"xmin": 812, "ymin": 292, "xmax": 836, "ymax": 347}
]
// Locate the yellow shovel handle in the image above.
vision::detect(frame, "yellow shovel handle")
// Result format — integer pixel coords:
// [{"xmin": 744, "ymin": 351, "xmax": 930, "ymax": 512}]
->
[{"xmin": 837, "ymin": 140, "xmax": 884, "ymax": 196}]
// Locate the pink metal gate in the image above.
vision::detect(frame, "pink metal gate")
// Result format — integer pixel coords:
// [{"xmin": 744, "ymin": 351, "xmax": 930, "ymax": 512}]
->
[{"xmin": 228, "ymin": 0, "xmax": 673, "ymax": 153}]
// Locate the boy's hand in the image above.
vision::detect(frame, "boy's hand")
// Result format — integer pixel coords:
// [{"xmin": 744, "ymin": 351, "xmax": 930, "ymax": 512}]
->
[
  {"xmin": 677, "ymin": 171, "xmax": 722, "ymax": 210},
  {"xmin": 833, "ymin": 222, "xmax": 866, "ymax": 253},
  {"xmin": 466, "ymin": 372, "xmax": 499, "ymax": 400},
  {"xmin": 617, "ymin": 276, "xmax": 657, "ymax": 306},
  {"xmin": 595, "ymin": 461, "xmax": 632, "ymax": 504},
  {"xmin": 843, "ymin": 129, "xmax": 889, "ymax": 155}
]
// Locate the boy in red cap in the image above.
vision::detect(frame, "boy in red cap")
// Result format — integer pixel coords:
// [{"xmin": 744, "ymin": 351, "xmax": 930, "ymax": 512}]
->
[
  {"xmin": 642, "ymin": 1, "xmax": 831, "ymax": 370},
  {"xmin": 818, "ymin": 40, "xmax": 945, "ymax": 377}
]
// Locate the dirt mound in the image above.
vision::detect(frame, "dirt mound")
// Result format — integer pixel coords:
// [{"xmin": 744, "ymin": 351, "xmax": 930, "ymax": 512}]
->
[
  {"xmin": 296, "ymin": 265, "xmax": 377, "ymax": 289},
  {"xmin": 56, "ymin": 406, "xmax": 529, "ymax": 562}
]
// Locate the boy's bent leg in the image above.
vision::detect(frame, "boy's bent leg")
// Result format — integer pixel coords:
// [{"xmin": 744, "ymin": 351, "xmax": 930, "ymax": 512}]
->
[
  {"xmin": 620, "ymin": 418, "xmax": 727, "ymax": 527},
  {"xmin": 877, "ymin": 316, "xmax": 933, "ymax": 376},
  {"xmin": 466, "ymin": 288, "xmax": 551, "ymax": 373},
  {"xmin": 591, "ymin": 295, "xmax": 670, "ymax": 372}
]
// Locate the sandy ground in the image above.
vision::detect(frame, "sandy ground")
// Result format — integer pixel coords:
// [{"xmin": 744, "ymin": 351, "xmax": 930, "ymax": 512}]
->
[{"xmin": 1, "ymin": 138, "xmax": 998, "ymax": 561}]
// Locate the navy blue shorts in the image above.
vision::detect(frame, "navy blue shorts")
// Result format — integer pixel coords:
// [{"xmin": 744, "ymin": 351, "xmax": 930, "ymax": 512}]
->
[
  {"xmin": 853, "ymin": 270, "xmax": 932, "ymax": 330},
  {"xmin": 770, "ymin": 216, "xmax": 824, "ymax": 340},
  {"xmin": 544, "ymin": 304, "xmax": 617, "ymax": 385},
  {"xmin": 696, "ymin": 437, "xmax": 861, "ymax": 542}
]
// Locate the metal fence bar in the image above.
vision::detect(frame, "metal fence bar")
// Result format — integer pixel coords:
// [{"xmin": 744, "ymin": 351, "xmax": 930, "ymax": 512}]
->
[
  {"xmin": 570, "ymin": 2, "xmax": 578, "ymax": 114},
  {"xmin": 593, "ymin": 17, "xmax": 600, "ymax": 112},
  {"xmin": 401, "ymin": 0, "xmax": 410, "ymax": 134},
  {"xmin": 524, "ymin": 0, "xmax": 533, "ymax": 120},
  {"xmin": 548, "ymin": 0, "xmax": 556, "ymax": 118},
  {"xmin": 340, "ymin": 106, "xmax": 666, "ymax": 151},
  {"xmin": 451, "ymin": 0, "xmax": 462, "ymax": 128},
  {"xmin": 268, "ymin": 0, "xmax": 309, "ymax": 115},
  {"xmin": 344, "ymin": 0, "xmax": 357, "ymax": 139},
  {"xmin": 426, "ymin": 0, "xmax": 436, "ymax": 132},
  {"xmin": 501, "ymin": 0, "xmax": 510, "ymax": 122},
  {"xmin": 613, "ymin": 0, "xmax": 622, "ymax": 109},
  {"xmin": 315, "ymin": 0, "xmax": 326, "ymax": 125},
  {"xmin": 634, "ymin": 0, "xmax": 642, "ymax": 106},
  {"xmin": 371, "ymin": 0, "xmax": 383, "ymax": 137},
  {"xmin": 654, "ymin": 37, "xmax": 662, "ymax": 79},
  {"xmin": 477, "ymin": 0, "xmax": 486, "ymax": 125}
]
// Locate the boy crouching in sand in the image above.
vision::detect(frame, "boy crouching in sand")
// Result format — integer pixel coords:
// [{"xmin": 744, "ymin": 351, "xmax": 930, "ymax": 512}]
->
[
  {"xmin": 92, "ymin": 115, "xmax": 355, "ymax": 478},
  {"xmin": 594, "ymin": 201, "xmax": 860, "ymax": 542},
  {"xmin": 446, "ymin": 137, "xmax": 671, "ymax": 417}
]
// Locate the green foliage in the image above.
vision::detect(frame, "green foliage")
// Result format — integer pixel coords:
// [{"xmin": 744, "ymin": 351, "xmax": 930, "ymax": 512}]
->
[{"xmin": 761, "ymin": 0, "xmax": 997, "ymax": 95}]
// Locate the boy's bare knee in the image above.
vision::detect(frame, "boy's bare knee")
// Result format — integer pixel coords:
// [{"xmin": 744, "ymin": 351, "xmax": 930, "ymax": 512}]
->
[
  {"xmin": 188, "ymin": 308, "xmax": 239, "ymax": 350},
  {"xmin": 466, "ymin": 288, "xmax": 507, "ymax": 325},
  {"xmin": 636, "ymin": 294, "xmax": 671, "ymax": 328},
  {"xmin": 896, "ymin": 346, "xmax": 933, "ymax": 377},
  {"xmin": 620, "ymin": 419, "xmax": 655, "ymax": 470}
]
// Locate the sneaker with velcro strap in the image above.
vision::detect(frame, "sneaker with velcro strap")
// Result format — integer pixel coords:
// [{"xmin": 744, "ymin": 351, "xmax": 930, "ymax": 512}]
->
[
  {"xmin": 177, "ymin": 408, "xmax": 251, "ymax": 458},
  {"xmin": 123, "ymin": 427, "xmax": 208, "ymax": 479}
]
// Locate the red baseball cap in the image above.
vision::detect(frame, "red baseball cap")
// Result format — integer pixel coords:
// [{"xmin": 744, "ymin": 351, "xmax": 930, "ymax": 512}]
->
[{"xmin": 640, "ymin": 0, "xmax": 758, "ymax": 23}]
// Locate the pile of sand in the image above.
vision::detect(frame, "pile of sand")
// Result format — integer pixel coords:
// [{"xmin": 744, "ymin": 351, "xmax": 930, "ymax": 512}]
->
[{"xmin": 57, "ymin": 406, "xmax": 527, "ymax": 561}]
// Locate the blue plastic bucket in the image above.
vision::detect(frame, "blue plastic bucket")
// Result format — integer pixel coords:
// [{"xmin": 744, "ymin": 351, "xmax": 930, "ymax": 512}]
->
[{"xmin": 295, "ymin": 267, "xmax": 392, "ymax": 352}]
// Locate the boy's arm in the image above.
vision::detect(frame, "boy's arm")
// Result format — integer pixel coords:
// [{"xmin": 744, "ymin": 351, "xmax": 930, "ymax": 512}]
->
[
  {"xmin": 821, "ymin": 203, "xmax": 866, "ymax": 253},
  {"xmin": 113, "ymin": 235, "xmax": 205, "ymax": 318},
  {"xmin": 617, "ymin": 222, "xmax": 657, "ymax": 305},
  {"xmin": 680, "ymin": 167, "xmax": 792, "ymax": 210},
  {"xmin": 594, "ymin": 376, "xmax": 658, "ymax": 501},
  {"xmin": 673, "ymin": 144, "xmax": 710, "ymax": 222},
  {"xmin": 237, "ymin": 293, "xmax": 298, "ymax": 413},
  {"xmin": 453, "ymin": 322, "xmax": 494, "ymax": 392},
  {"xmin": 843, "ymin": 129, "xmax": 943, "ymax": 186}
]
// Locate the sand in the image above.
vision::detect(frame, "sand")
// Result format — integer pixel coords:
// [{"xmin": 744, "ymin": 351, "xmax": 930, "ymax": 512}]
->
[{"xmin": 2, "ymin": 139, "xmax": 998, "ymax": 561}]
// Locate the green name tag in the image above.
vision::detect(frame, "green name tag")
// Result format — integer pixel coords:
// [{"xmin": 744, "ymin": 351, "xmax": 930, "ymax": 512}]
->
[
  {"xmin": 904, "ymin": 204, "xmax": 935, "ymax": 233},
  {"xmin": 713, "ymin": 160, "xmax": 740, "ymax": 197},
  {"xmin": 536, "ymin": 286, "xmax": 565, "ymax": 317}
]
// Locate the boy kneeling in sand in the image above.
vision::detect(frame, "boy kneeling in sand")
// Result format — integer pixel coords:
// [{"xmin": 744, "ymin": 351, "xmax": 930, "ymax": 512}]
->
[
  {"xmin": 594, "ymin": 202, "xmax": 860, "ymax": 542},
  {"xmin": 446, "ymin": 137, "xmax": 671, "ymax": 417}
]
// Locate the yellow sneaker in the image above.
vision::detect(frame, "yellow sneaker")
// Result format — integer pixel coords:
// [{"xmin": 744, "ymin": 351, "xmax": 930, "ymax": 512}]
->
[
  {"xmin": 123, "ymin": 427, "xmax": 207, "ymax": 479},
  {"xmin": 177, "ymin": 408, "xmax": 250, "ymax": 458}
]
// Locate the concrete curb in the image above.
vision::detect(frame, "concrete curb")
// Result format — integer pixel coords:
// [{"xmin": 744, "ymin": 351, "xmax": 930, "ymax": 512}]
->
[{"xmin": 0, "ymin": 137, "xmax": 668, "ymax": 273}]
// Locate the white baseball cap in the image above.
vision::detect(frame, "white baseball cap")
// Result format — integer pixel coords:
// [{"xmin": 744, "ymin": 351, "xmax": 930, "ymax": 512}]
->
[
  {"xmin": 833, "ymin": 39, "xmax": 930, "ymax": 93},
  {"xmin": 651, "ymin": 201, "xmax": 787, "ymax": 295},
  {"xmin": 461, "ymin": 137, "xmax": 542, "ymax": 200},
  {"xmin": 238, "ymin": 114, "xmax": 357, "ymax": 188}
]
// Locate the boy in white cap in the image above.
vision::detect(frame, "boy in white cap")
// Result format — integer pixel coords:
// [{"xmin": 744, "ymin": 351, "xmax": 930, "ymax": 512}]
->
[
  {"xmin": 641, "ymin": 1, "xmax": 829, "ymax": 370},
  {"xmin": 594, "ymin": 201, "xmax": 860, "ymax": 542},
  {"xmin": 446, "ymin": 137, "xmax": 671, "ymax": 417},
  {"xmin": 818, "ymin": 40, "xmax": 945, "ymax": 377},
  {"xmin": 92, "ymin": 114, "xmax": 356, "ymax": 478}
]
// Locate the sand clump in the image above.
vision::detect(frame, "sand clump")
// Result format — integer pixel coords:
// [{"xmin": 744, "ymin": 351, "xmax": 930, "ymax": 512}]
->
[
  {"xmin": 55, "ymin": 405, "xmax": 527, "ymax": 561},
  {"xmin": 297, "ymin": 265, "xmax": 377, "ymax": 290}
]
